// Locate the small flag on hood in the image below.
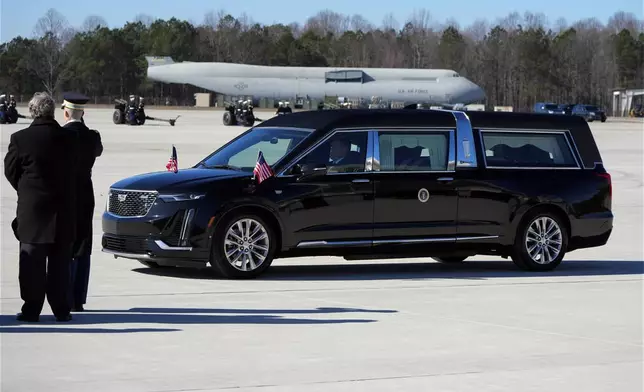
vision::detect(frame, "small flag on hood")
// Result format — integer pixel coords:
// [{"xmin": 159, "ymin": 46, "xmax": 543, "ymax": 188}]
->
[
  {"xmin": 253, "ymin": 150, "xmax": 274, "ymax": 184},
  {"xmin": 166, "ymin": 145, "xmax": 178, "ymax": 173}
]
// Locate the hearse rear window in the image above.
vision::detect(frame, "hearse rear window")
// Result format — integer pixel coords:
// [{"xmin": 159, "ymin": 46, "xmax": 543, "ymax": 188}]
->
[
  {"xmin": 378, "ymin": 131, "xmax": 449, "ymax": 171},
  {"xmin": 481, "ymin": 131, "xmax": 578, "ymax": 168}
]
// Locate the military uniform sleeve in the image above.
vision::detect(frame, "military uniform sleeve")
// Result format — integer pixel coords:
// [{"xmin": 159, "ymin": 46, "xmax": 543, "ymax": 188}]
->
[
  {"xmin": 4, "ymin": 133, "xmax": 22, "ymax": 190},
  {"xmin": 94, "ymin": 130, "xmax": 103, "ymax": 157}
]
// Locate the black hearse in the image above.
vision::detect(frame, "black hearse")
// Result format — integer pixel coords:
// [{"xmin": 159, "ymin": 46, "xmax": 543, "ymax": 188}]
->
[{"xmin": 102, "ymin": 109, "xmax": 613, "ymax": 278}]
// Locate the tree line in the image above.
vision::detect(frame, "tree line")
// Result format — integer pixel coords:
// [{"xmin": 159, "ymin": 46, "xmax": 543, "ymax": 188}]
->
[{"xmin": 1, "ymin": 8, "xmax": 643, "ymax": 111}]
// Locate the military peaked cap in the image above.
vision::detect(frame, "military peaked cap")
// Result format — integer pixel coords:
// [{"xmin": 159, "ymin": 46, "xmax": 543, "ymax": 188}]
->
[{"xmin": 62, "ymin": 92, "xmax": 90, "ymax": 110}]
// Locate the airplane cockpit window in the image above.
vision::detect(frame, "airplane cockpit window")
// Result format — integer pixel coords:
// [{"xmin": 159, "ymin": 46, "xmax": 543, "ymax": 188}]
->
[{"xmin": 452, "ymin": 73, "xmax": 460, "ymax": 77}]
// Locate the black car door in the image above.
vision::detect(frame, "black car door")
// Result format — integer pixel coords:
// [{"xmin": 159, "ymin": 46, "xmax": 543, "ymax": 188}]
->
[
  {"xmin": 371, "ymin": 128, "xmax": 459, "ymax": 243},
  {"xmin": 274, "ymin": 130, "xmax": 375, "ymax": 248}
]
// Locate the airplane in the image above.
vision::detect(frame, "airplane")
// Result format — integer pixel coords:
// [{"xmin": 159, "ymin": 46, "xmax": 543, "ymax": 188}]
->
[{"xmin": 145, "ymin": 56, "xmax": 486, "ymax": 109}]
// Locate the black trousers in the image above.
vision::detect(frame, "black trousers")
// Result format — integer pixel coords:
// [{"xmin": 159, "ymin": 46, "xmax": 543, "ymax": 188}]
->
[
  {"xmin": 70, "ymin": 252, "xmax": 91, "ymax": 307},
  {"xmin": 19, "ymin": 242, "xmax": 72, "ymax": 317}
]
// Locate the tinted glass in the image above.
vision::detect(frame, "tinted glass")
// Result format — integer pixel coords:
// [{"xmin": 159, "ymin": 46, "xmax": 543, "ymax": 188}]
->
[
  {"xmin": 294, "ymin": 131, "xmax": 368, "ymax": 173},
  {"xmin": 378, "ymin": 131, "xmax": 450, "ymax": 171},
  {"xmin": 585, "ymin": 105, "xmax": 599, "ymax": 111},
  {"xmin": 544, "ymin": 104, "xmax": 558, "ymax": 110},
  {"xmin": 481, "ymin": 131, "xmax": 578, "ymax": 168},
  {"xmin": 200, "ymin": 127, "xmax": 312, "ymax": 171}
]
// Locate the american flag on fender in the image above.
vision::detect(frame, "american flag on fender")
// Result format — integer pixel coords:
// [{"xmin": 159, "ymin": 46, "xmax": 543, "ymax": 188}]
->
[
  {"xmin": 253, "ymin": 150, "xmax": 274, "ymax": 184},
  {"xmin": 166, "ymin": 145, "xmax": 178, "ymax": 173}
]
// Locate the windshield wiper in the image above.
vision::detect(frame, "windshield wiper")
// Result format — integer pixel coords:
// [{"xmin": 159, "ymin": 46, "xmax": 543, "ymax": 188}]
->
[{"xmin": 204, "ymin": 164, "xmax": 243, "ymax": 171}]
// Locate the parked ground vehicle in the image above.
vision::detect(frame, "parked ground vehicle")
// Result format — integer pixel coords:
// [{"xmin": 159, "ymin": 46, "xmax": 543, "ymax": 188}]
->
[
  {"xmin": 572, "ymin": 104, "xmax": 607, "ymax": 122},
  {"xmin": 102, "ymin": 109, "xmax": 613, "ymax": 279},
  {"xmin": 534, "ymin": 102, "xmax": 565, "ymax": 115},
  {"xmin": 558, "ymin": 104, "xmax": 574, "ymax": 115}
]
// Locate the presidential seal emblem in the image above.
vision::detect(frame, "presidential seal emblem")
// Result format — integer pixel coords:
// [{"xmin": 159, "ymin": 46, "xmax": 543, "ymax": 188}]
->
[{"xmin": 418, "ymin": 188, "xmax": 430, "ymax": 202}]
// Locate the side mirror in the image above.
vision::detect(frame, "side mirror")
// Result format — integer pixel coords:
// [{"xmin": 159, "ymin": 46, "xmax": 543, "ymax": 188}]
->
[{"xmin": 293, "ymin": 163, "xmax": 327, "ymax": 180}]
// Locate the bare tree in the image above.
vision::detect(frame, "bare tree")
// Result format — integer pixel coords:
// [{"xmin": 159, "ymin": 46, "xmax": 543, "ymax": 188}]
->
[
  {"xmin": 82, "ymin": 15, "xmax": 108, "ymax": 32},
  {"xmin": 28, "ymin": 8, "xmax": 70, "ymax": 96},
  {"xmin": 134, "ymin": 13, "xmax": 154, "ymax": 27}
]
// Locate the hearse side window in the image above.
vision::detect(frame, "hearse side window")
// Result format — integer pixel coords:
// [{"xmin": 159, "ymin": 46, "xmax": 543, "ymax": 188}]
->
[
  {"xmin": 481, "ymin": 131, "xmax": 578, "ymax": 168},
  {"xmin": 293, "ymin": 131, "xmax": 368, "ymax": 174},
  {"xmin": 378, "ymin": 131, "xmax": 449, "ymax": 171}
]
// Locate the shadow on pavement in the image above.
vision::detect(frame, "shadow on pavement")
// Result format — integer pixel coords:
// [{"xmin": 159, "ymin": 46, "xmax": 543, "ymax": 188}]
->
[
  {"xmin": 133, "ymin": 259, "xmax": 644, "ymax": 281},
  {"xmin": 0, "ymin": 306, "xmax": 389, "ymax": 333}
]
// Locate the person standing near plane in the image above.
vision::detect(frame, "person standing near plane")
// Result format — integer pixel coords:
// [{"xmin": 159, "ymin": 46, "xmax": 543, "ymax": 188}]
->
[{"xmin": 61, "ymin": 92, "xmax": 103, "ymax": 312}]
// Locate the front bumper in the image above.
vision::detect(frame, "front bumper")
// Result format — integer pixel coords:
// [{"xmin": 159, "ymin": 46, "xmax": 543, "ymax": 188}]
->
[{"xmin": 101, "ymin": 203, "xmax": 210, "ymax": 265}]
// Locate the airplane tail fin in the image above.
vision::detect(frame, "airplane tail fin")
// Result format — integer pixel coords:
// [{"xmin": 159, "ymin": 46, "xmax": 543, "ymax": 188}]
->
[{"xmin": 145, "ymin": 56, "xmax": 175, "ymax": 67}]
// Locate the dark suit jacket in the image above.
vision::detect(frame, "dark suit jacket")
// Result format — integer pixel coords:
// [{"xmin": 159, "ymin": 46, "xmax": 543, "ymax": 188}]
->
[
  {"xmin": 63, "ymin": 120, "xmax": 103, "ymax": 256},
  {"xmin": 4, "ymin": 117, "xmax": 79, "ymax": 244}
]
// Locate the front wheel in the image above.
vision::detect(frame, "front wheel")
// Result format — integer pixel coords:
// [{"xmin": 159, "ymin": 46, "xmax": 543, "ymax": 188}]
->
[
  {"xmin": 211, "ymin": 214, "xmax": 276, "ymax": 279},
  {"xmin": 511, "ymin": 212, "xmax": 568, "ymax": 271}
]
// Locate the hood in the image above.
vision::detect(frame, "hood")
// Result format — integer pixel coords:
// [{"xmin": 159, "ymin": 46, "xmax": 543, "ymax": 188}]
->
[{"xmin": 109, "ymin": 168, "xmax": 251, "ymax": 192}]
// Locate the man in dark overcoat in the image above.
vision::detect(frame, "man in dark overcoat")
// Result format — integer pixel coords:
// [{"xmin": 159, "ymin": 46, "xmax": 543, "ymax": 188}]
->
[
  {"xmin": 4, "ymin": 92, "xmax": 79, "ymax": 322},
  {"xmin": 61, "ymin": 92, "xmax": 103, "ymax": 312}
]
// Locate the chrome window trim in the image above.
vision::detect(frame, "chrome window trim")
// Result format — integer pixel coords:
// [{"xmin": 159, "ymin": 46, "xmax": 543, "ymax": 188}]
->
[
  {"xmin": 434, "ymin": 110, "xmax": 478, "ymax": 168},
  {"xmin": 277, "ymin": 129, "xmax": 371, "ymax": 176},
  {"xmin": 371, "ymin": 128, "xmax": 456, "ymax": 173},
  {"xmin": 477, "ymin": 128, "xmax": 582, "ymax": 170}
]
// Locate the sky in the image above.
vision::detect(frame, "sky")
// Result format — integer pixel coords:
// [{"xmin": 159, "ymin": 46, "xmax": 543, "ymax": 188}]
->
[{"xmin": 1, "ymin": 0, "xmax": 642, "ymax": 42}]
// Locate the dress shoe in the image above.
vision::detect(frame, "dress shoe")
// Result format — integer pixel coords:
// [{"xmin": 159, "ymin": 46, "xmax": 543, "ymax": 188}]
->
[
  {"xmin": 72, "ymin": 305, "xmax": 84, "ymax": 312},
  {"xmin": 16, "ymin": 313, "xmax": 39, "ymax": 322},
  {"xmin": 55, "ymin": 314, "xmax": 72, "ymax": 322}
]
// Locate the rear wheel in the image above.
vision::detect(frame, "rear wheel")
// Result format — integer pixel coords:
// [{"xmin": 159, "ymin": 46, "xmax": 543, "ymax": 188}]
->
[
  {"xmin": 211, "ymin": 214, "xmax": 276, "ymax": 279},
  {"xmin": 511, "ymin": 211, "xmax": 568, "ymax": 271},
  {"xmin": 113, "ymin": 109, "xmax": 123, "ymax": 124},
  {"xmin": 223, "ymin": 110, "xmax": 236, "ymax": 126}
]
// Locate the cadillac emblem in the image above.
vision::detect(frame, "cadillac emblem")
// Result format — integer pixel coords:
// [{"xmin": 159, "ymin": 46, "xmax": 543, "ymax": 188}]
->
[{"xmin": 118, "ymin": 194, "xmax": 127, "ymax": 202}]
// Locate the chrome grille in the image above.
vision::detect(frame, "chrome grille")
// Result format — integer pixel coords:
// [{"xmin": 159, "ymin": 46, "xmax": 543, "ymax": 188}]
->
[{"xmin": 108, "ymin": 189, "xmax": 157, "ymax": 217}]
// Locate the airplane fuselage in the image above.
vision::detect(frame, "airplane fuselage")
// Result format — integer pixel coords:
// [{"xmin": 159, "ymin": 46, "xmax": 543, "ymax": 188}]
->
[{"xmin": 146, "ymin": 60, "xmax": 486, "ymax": 105}]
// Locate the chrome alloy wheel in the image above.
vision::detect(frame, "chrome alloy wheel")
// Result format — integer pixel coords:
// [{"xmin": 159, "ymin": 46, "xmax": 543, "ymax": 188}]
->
[
  {"xmin": 224, "ymin": 218, "xmax": 270, "ymax": 272},
  {"xmin": 525, "ymin": 216, "xmax": 563, "ymax": 264}
]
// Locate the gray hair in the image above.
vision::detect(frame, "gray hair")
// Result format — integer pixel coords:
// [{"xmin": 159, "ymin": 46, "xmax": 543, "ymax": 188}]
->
[
  {"xmin": 64, "ymin": 107, "xmax": 83, "ymax": 121},
  {"xmin": 28, "ymin": 92, "xmax": 56, "ymax": 119}
]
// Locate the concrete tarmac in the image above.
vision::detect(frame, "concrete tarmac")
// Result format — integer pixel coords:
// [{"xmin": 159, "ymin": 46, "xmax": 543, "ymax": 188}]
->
[{"xmin": 1, "ymin": 108, "xmax": 642, "ymax": 392}]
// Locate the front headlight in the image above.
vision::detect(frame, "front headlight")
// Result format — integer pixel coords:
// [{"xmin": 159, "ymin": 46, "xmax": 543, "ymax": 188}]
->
[{"xmin": 158, "ymin": 193, "xmax": 206, "ymax": 202}]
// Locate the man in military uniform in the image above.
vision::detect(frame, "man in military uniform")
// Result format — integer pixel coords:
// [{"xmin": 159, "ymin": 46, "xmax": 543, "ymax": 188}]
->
[
  {"xmin": 4, "ymin": 92, "xmax": 79, "ymax": 322},
  {"xmin": 61, "ymin": 92, "xmax": 103, "ymax": 312}
]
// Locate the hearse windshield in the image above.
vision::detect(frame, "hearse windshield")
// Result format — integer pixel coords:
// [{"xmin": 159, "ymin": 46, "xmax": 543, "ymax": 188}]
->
[{"xmin": 199, "ymin": 127, "xmax": 314, "ymax": 171}]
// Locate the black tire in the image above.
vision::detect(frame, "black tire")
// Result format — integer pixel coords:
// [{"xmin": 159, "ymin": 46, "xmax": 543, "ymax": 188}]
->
[
  {"xmin": 242, "ymin": 114, "xmax": 255, "ymax": 127},
  {"xmin": 511, "ymin": 210, "xmax": 568, "ymax": 271},
  {"xmin": 223, "ymin": 111, "xmax": 235, "ymax": 126},
  {"xmin": 210, "ymin": 213, "xmax": 277, "ymax": 279},
  {"xmin": 113, "ymin": 109, "xmax": 123, "ymax": 124},
  {"xmin": 137, "ymin": 111, "xmax": 146, "ymax": 125},
  {"xmin": 432, "ymin": 256, "xmax": 467, "ymax": 263}
]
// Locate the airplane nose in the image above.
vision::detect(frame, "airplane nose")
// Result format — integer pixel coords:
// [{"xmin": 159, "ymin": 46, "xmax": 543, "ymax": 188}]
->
[{"xmin": 458, "ymin": 78, "xmax": 486, "ymax": 103}]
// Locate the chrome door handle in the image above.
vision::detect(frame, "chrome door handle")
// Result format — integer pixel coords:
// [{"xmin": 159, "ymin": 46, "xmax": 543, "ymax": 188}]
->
[
  {"xmin": 352, "ymin": 179, "xmax": 370, "ymax": 183},
  {"xmin": 437, "ymin": 177, "xmax": 454, "ymax": 182}
]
